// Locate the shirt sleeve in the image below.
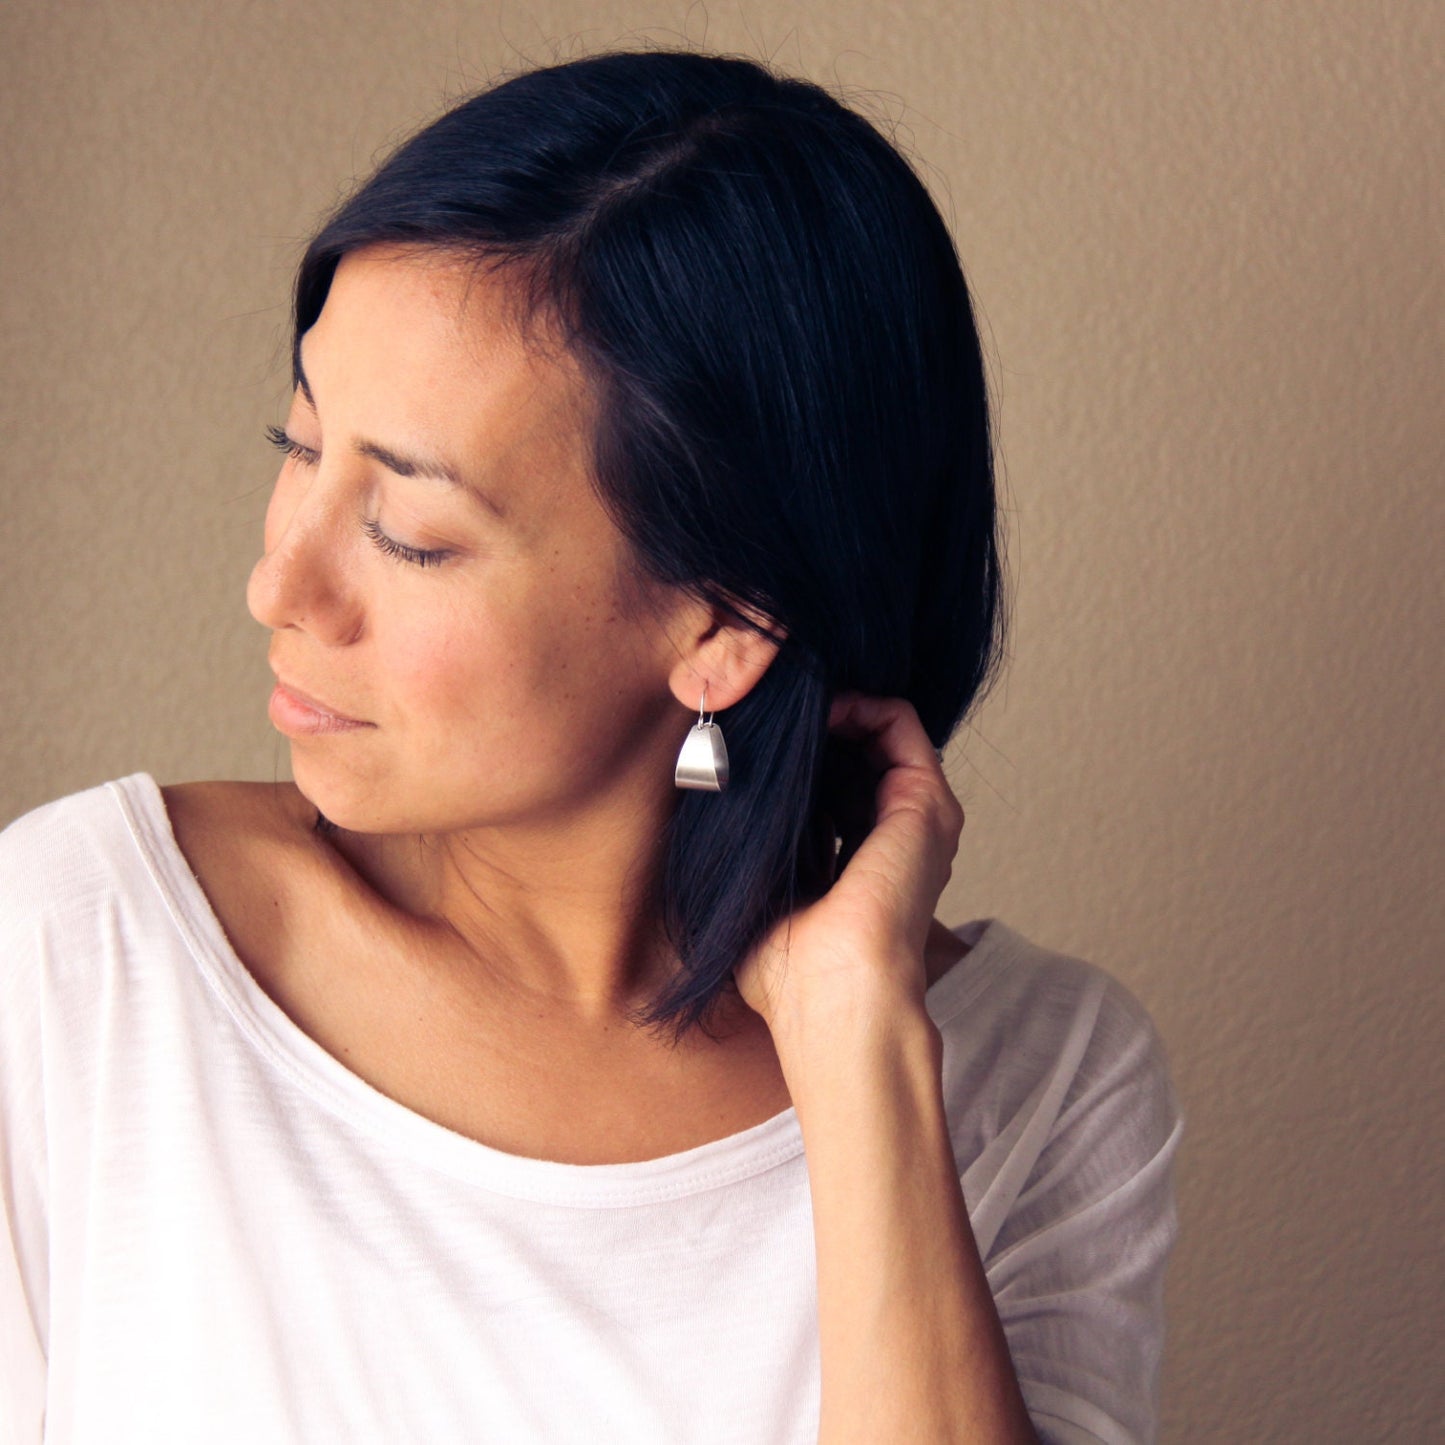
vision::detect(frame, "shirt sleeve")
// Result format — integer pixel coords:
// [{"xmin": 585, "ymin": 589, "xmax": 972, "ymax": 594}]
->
[
  {"xmin": 983, "ymin": 972, "xmax": 1184, "ymax": 1445},
  {"xmin": 0, "ymin": 807, "xmax": 55, "ymax": 1445}
]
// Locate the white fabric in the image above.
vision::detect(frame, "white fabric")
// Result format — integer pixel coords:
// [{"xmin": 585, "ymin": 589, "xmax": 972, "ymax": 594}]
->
[{"xmin": 0, "ymin": 775, "xmax": 1183, "ymax": 1444}]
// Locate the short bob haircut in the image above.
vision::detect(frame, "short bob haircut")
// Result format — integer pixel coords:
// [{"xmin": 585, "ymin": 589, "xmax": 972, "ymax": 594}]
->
[{"xmin": 291, "ymin": 48, "xmax": 1007, "ymax": 1043}]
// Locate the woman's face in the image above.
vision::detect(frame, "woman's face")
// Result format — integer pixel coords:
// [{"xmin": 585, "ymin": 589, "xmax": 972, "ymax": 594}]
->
[{"xmin": 247, "ymin": 244, "xmax": 697, "ymax": 836}]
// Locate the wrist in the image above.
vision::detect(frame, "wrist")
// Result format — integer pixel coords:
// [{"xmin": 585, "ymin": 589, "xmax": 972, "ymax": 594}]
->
[{"xmin": 771, "ymin": 981, "xmax": 941, "ymax": 1105}]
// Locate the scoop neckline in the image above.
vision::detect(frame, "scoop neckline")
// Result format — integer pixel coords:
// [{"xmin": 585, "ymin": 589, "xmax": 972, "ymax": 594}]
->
[{"xmin": 109, "ymin": 770, "xmax": 1016, "ymax": 1208}]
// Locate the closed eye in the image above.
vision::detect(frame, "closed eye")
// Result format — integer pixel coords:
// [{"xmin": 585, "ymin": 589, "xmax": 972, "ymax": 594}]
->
[
  {"xmin": 265, "ymin": 423, "xmax": 319, "ymax": 468},
  {"xmin": 267, "ymin": 423, "xmax": 451, "ymax": 567},
  {"xmin": 362, "ymin": 516, "xmax": 451, "ymax": 568}
]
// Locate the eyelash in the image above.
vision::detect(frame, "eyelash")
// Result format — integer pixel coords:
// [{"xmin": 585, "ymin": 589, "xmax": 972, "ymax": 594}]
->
[
  {"xmin": 360, "ymin": 516, "xmax": 450, "ymax": 568},
  {"xmin": 264, "ymin": 424, "xmax": 451, "ymax": 569},
  {"xmin": 265, "ymin": 422, "xmax": 317, "ymax": 467}
]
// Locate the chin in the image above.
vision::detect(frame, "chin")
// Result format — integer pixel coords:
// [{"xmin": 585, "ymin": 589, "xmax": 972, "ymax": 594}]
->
[
  {"xmin": 285, "ymin": 750, "xmax": 400, "ymax": 836},
  {"xmin": 286, "ymin": 754, "xmax": 489, "ymax": 839}
]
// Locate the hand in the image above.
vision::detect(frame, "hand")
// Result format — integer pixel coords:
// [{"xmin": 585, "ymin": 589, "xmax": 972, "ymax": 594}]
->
[{"xmin": 732, "ymin": 692, "xmax": 965, "ymax": 1045}]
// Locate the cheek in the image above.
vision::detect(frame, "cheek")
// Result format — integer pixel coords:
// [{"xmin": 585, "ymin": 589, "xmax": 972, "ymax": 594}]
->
[
  {"xmin": 380, "ymin": 607, "xmax": 531, "ymax": 728},
  {"xmin": 380, "ymin": 582, "xmax": 635, "ymax": 734}
]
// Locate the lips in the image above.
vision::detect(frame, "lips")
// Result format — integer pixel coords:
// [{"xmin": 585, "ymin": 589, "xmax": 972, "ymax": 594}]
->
[
  {"xmin": 273, "ymin": 677, "xmax": 367, "ymax": 724},
  {"xmin": 268, "ymin": 674, "xmax": 374, "ymax": 737}
]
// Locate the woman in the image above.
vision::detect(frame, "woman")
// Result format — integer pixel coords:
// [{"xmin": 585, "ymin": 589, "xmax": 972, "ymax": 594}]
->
[{"xmin": 0, "ymin": 49, "xmax": 1182, "ymax": 1445}]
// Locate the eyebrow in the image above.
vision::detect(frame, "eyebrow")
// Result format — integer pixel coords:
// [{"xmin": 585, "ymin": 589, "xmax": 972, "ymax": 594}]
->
[{"xmin": 294, "ymin": 348, "xmax": 507, "ymax": 520}]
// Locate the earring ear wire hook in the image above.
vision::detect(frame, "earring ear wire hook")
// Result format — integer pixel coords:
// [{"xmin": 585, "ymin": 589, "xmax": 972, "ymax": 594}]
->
[{"xmin": 675, "ymin": 680, "xmax": 730, "ymax": 792}]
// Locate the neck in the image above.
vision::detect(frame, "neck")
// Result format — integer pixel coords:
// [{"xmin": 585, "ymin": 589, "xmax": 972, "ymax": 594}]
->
[
  {"xmin": 319, "ymin": 784, "xmax": 686, "ymax": 1027},
  {"xmin": 297, "ymin": 787, "xmax": 971, "ymax": 1034}
]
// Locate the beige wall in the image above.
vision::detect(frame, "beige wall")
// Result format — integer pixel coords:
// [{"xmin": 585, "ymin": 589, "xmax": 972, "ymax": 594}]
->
[{"xmin": 3, "ymin": 2, "xmax": 1440, "ymax": 1439}]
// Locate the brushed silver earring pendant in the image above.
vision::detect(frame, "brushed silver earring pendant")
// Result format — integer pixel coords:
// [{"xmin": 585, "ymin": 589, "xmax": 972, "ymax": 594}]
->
[{"xmin": 674, "ymin": 684, "xmax": 730, "ymax": 792}]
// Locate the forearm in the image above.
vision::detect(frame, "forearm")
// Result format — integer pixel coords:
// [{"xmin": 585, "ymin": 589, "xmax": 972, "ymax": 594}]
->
[{"xmin": 778, "ymin": 991, "xmax": 1039, "ymax": 1445}]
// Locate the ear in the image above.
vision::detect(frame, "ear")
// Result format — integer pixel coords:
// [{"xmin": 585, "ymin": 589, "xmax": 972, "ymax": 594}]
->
[{"xmin": 666, "ymin": 600, "xmax": 786, "ymax": 714}]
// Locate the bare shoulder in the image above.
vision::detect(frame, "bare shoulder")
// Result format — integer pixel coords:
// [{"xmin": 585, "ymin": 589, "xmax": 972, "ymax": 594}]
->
[
  {"xmin": 159, "ymin": 780, "xmax": 325, "ymax": 923},
  {"xmin": 161, "ymin": 780, "xmax": 315, "ymax": 853},
  {"xmin": 156, "ymin": 780, "xmax": 364, "ymax": 1004}
]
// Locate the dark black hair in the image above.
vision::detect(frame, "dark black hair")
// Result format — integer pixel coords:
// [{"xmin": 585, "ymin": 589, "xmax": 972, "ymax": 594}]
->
[{"xmin": 291, "ymin": 48, "xmax": 1007, "ymax": 1043}]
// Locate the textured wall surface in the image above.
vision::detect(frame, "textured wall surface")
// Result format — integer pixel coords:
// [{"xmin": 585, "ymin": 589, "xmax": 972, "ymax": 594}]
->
[{"xmin": 2, "ymin": 2, "xmax": 1441, "ymax": 1440}]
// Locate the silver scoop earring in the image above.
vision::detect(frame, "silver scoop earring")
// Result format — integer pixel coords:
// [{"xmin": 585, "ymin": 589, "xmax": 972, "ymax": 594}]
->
[{"xmin": 674, "ymin": 684, "xmax": 730, "ymax": 792}]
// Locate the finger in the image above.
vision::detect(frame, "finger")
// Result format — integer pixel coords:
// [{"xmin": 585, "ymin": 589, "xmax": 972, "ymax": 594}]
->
[
  {"xmin": 828, "ymin": 694, "xmax": 965, "ymax": 839},
  {"xmin": 827, "ymin": 694, "xmax": 943, "ymax": 778}
]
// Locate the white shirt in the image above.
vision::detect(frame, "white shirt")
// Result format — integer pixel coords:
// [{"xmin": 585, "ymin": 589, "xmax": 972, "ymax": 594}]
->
[{"xmin": 0, "ymin": 774, "xmax": 1183, "ymax": 1444}]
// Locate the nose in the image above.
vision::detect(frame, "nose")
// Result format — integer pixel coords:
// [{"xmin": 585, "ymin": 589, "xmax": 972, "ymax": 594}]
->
[{"xmin": 246, "ymin": 472, "xmax": 363, "ymax": 646}]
